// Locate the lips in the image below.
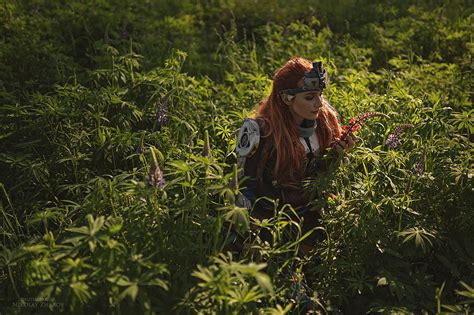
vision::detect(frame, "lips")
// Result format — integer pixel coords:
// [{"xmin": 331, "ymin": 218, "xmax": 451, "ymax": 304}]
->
[{"xmin": 311, "ymin": 107, "xmax": 322, "ymax": 114}]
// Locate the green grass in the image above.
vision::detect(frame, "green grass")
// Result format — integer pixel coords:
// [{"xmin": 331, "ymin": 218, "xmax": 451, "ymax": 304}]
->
[{"xmin": 0, "ymin": 1, "xmax": 472, "ymax": 313}]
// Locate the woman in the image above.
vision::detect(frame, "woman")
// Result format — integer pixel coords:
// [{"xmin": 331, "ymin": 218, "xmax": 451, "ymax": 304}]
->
[{"xmin": 234, "ymin": 57, "xmax": 356, "ymax": 253}]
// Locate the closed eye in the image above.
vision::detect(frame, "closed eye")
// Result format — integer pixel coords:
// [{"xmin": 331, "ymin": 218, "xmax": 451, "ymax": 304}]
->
[{"xmin": 305, "ymin": 92, "xmax": 322, "ymax": 100}]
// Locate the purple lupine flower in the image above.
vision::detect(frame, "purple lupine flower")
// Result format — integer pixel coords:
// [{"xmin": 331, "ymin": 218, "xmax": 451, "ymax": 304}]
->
[
  {"xmin": 413, "ymin": 148, "xmax": 425, "ymax": 176},
  {"xmin": 147, "ymin": 147, "xmax": 165, "ymax": 188},
  {"xmin": 155, "ymin": 93, "xmax": 170, "ymax": 126},
  {"xmin": 413, "ymin": 159, "xmax": 424, "ymax": 176},
  {"xmin": 147, "ymin": 161, "xmax": 165, "ymax": 188},
  {"xmin": 334, "ymin": 111, "xmax": 389, "ymax": 149},
  {"xmin": 385, "ymin": 124, "xmax": 414, "ymax": 150}
]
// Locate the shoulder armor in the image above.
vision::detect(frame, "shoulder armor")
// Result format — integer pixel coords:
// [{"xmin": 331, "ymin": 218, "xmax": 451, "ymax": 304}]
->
[{"xmin": 235, "ymin": 118, "xmax": 260, "ymax": 157}]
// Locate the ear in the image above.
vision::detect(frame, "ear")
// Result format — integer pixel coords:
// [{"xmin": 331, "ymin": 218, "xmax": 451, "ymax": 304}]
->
[{"xmin": 281, "ymin": 94, "xmax": 294, "ymax": 105}]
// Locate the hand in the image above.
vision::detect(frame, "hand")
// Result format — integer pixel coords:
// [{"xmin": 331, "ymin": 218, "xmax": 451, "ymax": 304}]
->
[{"xmin": 334, "ymin": 132, "xmax": 357, "ymax": 155}]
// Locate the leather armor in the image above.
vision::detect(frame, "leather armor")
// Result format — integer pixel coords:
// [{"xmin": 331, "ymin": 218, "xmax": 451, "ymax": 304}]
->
[{"xmin": 234, "ymin": 118, "xmax": 329, "ymax": 216}]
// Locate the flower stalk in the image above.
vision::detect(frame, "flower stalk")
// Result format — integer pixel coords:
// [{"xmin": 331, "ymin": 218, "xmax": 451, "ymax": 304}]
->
[
  {"xmin": 385, "ymin": 124, "xmax": 414, "ymax": 150},
  {"xmin": 147, "ymin": 146, "xmax": 165, "ymax": 188},
  {"xmin": 335, "ymin": 111, "xmax": 389, "ymax": 148}
]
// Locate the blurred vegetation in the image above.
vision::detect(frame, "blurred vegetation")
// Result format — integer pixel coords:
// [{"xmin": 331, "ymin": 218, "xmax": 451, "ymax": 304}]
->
[{"xmin": 0, "ymin": 0, "xmax": 473, "ymax": 313}]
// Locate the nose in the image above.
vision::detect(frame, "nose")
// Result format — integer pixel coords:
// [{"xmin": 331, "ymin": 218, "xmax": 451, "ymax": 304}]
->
[{"xmin": 314, "ymin": 96, "xmax": 323, "ymax": 108}]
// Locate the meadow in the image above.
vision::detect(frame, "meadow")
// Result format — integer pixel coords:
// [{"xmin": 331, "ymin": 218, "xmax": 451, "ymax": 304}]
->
[{"xmin": 0, "ymin": 0, "xmax": 473, "ymax": 313}]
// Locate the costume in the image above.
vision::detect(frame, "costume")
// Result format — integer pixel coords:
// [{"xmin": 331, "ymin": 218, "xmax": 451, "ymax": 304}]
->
[
  {"xmin": 235, "ymin": 118, "xmax": 328, "ymax": 220},
  {"xmin": 233, "ymin": 60, "xmax": 333, "ymax": 228}
]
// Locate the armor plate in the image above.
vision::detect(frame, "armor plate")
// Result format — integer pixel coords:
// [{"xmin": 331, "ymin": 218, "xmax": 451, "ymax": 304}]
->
[
  {"xmin": 234, "ymin": 119, "xmax": 261, "ymax": 210},
  {"xmin": 235, "ymin": 119, "xmax": 260, "ymax": 157}
]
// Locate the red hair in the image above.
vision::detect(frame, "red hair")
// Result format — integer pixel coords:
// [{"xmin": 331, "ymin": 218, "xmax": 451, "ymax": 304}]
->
[{"xmin": 255, "ymin": 57, "xmax": 342, "ymax": 187}]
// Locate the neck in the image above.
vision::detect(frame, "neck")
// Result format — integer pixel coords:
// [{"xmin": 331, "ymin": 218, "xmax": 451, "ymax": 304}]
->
[
  {"xmin": 292, "ymin": 117, "xmax": 304, "ymax": 126},
  {"xmin": 300, "ymin": 119, "xmax": 315, "ymax": 128},
  {"xmin": 296, "ymin": 119, "xmax": 317, "ymax": 138}
]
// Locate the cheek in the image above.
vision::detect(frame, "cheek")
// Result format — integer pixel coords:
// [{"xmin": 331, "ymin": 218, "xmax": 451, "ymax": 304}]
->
[
  {"xmin": 292, "ymin": 99, "xmax": 313, "ymax": 113},
  {"xmin": 294, "ymin": 102, "xmax": 308, "ymax": 113},
  {"xmin": 303, "ymin": 99, "xmax": 314, "ymax": 109}
]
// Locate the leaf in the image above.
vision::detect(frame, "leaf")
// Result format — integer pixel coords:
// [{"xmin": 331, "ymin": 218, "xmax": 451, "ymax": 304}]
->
[
  {"xmin": 192, "ymin": 266, "xmax": 215, "ymax": 284},
  {"xmin": 70, "ymin": 281, "xmax": 93, "ymax": 304},
  {"xmin": 66, "ymin": 226, "xmax": 89, "ymax": 235},
  {"xmin": 98, "ymin": 127, "xmax": 106, "ymax": 144},
  {"xmin": 88, "ymin": 240, "xmax": 97, "ymax": 253},
  {"xmin": 87, "ymin": 215, "xmax": 105, "ymax": 236},
  {"xmin": 118, "ymin": 284, "xmax": 139, "ymax": 302},
  {"xmin": 145, "ymin": 278, "xmax": 169, "ymax": 290},
  {"xmin": 456, "ymin": 281, "xmax": 474, "ymax": 301},
  {"xmin": 107, "ymin": 275, "xmax": 132, "ymax": 287},
  {"xmin": 223, "ymin": 205, "xmax": 249, "ymax": 230},
  {"xmin": 377, "ymin": 277, "xmax": 388, "ymax": 286},
  {"xmin": 106, "ymin": 217, "xmax": 123, "ymax": 234},
  {"xmin": 255, "ymin": 272, "xmax": 274, "ymax": 294},
  {"xmin": 397, "ymin": 227, "xmax": 436, "ymax": 252},
  {"xmin": 22, "ymin": 244, "xmax": 48, "ymax": 253},
  {"xmin": 0, "ymin": 248, "xmax": 28, "ymax": 266}
]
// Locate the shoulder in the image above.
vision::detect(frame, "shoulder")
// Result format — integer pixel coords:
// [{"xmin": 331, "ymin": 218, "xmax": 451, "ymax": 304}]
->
[{"xmin": 235, "ymin": 118, "xmax": 261, "ymax": 157}]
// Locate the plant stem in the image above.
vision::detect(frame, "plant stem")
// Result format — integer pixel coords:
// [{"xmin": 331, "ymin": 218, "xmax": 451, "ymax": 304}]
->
[{"xmin": 8, "ymin": 264, "xmax": 21, "ymax": 300}]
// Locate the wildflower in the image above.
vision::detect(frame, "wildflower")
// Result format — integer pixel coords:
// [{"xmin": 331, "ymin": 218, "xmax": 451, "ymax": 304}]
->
[
  {"xmin": 385, "ymin": 124, "xmax": 414, "ymax": 150},
  {"xmin": 413, "ymin": 148, "xmax": 425, "ymax": 176},
  {"xmin": 155, "ymin": 92, "xmax": 171, "ymax": 126},
  {"xmin": 413, "ymin": 159, "xmax": 424, "ymax": 176},
  {"xmin": 147, "ymin": 147, "xmax": 165, "ymax": 188},
  {"xmin": 148, "ymin": 162, "xmax": 165, "ymax": 188},
  {"xmin": 334, "ymin": 111, "xmax": 388, "ymax": 149}
]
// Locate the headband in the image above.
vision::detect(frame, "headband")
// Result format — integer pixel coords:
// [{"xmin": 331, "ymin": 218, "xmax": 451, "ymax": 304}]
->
[{"xmin": 280, "ymin": 61, "xmax": 327, "ymax": 95}]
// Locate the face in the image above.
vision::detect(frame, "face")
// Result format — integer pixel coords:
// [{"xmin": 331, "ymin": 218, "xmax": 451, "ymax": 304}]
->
[{"xmin": 286, "ymin": 90, "xmax": 324, "ymax": 125}]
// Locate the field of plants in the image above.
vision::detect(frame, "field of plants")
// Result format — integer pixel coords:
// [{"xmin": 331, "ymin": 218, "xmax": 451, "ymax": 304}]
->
[{"xmin": 1, "ymin": 0, "xmax": 473, "ymax": 313}]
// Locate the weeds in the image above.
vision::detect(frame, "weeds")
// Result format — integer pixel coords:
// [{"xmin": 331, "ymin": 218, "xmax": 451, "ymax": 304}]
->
[{"xmin": 0, "ymin": 1, "xmax": 472, "ymax": 313}]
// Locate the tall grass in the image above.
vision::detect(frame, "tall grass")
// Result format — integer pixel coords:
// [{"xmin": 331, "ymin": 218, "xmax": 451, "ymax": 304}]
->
[{"xmin": 0, "ymin": 1, "xmax": 472, "ymax": 313}]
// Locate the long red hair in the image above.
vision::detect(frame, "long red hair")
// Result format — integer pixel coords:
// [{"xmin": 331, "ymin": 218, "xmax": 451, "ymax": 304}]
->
[{"xmin": 255, "ymin": 57, "xmax": 342, "ymax": 187}]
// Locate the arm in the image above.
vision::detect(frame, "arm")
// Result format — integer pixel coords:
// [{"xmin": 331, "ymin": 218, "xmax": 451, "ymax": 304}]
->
[
  {"xmin": 311, "ymin": 131, "xmax": 357, "ymax": 174},
  {"xmin": 234, "ymin": 119, "xmax": 262, "ymax": 209}
]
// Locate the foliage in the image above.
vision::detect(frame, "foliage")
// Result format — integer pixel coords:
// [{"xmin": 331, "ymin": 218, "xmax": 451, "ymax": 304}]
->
[{"xmin": 0, "ymin": 0, "xmax": 472, "ymax": 313}]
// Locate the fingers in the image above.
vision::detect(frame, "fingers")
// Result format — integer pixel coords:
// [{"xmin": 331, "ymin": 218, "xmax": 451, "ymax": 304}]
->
[
  {"xmin": 334, "ymin": 133, "xmax": 358, "ymax": 154},
  {"xmin": 334, "ymin": 141, "xmax": 345, "ymax": 154},
  {"xmin": 341, "ymin": 131, "xmax": 357, "ymax": 142},
  {"xmin": 345, "ymin": 134, "xmax": 355, "ymax": 149},
  {"xmin": 334, "ymin": 139, "xmax": 347, "ymax": 155}
]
